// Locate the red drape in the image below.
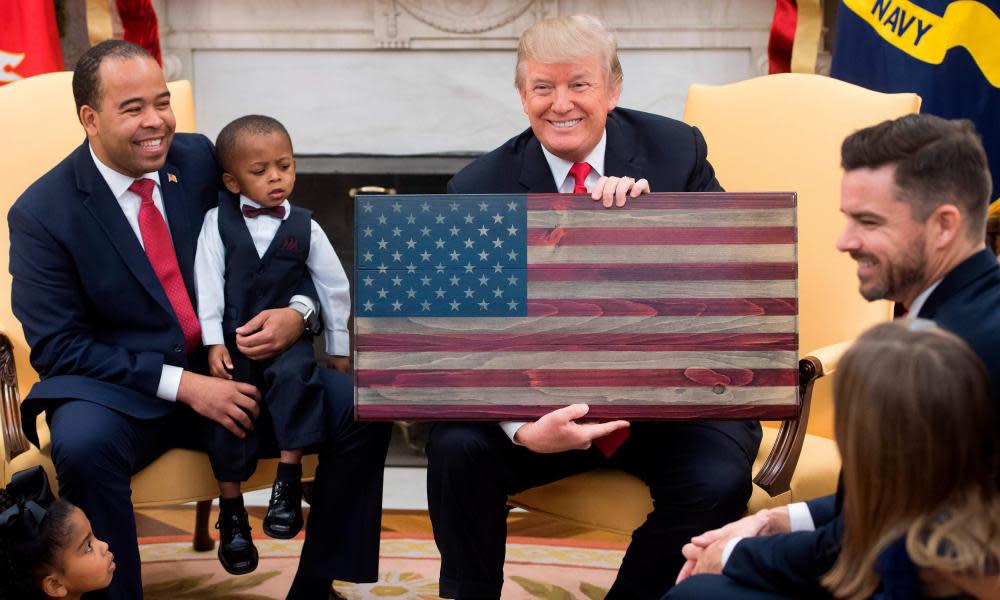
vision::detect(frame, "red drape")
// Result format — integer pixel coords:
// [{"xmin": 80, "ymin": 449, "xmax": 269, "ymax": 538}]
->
[
  {"xmin": 0, "ymin": 0, "xmax": 64, "ymax": 86},
  {"xmin": 116, "ymin": 0, "xmax": 161, "ymax": 65},
  {"xmin": 768, "ymin": 0, "xmax": 798, "ymax": 74}
]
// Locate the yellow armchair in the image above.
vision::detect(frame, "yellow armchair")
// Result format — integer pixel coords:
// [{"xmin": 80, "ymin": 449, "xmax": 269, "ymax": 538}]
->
[
  {"xmin": 0, "ymin": 71, "xmax": 316, "ymax": 550},
  {"xmin": 509, "ymin": 74, "xmax": 920, "ymax": 532}
]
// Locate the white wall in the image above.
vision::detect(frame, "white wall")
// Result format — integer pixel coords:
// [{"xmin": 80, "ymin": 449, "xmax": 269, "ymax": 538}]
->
[{"xmin": 160, "ymin": 0, "xmax": 771, "ymax": 155}]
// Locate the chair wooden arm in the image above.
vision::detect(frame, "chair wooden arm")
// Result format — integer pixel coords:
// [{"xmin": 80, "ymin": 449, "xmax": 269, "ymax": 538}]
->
[
  {"xmin": 0, "ymin": 332, "xmax": 29, "ymax": 462},
  {"xmin": 753, "ymin": 339, "xmax": 852, "ymax": 496}
]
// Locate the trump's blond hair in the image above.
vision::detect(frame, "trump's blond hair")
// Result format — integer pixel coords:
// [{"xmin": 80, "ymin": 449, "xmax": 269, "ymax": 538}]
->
[{"xmin": 515, "ymin": 15, "xmax": 623, "ymax": 92}]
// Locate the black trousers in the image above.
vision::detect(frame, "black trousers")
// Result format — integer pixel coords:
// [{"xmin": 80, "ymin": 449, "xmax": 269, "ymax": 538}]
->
[
  {"xmin": 206, "ymin": 336, "xmax": 328, "ymax": 482},
  {"xmin": 426, "ymin": 420, "xmax": 761, "ymax": 600},
  {"xmin": 287, "ymin": 368, "xmax": 392, "ymax": 600},
  {"xmin": 48, "ymin": 369, "xmax": 390, "ymax": 600}
]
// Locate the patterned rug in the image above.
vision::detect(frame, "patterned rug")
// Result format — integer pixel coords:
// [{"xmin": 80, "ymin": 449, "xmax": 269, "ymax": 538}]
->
[{"xmin": 140, "ymin": 533, "xmax": 626, "ymax": 599}]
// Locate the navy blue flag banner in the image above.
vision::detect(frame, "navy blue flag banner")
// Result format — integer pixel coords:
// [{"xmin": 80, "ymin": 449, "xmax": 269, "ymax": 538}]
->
[
  {"xmin": 830, "ymin": 0, "xmax": 1000, "ymax": 206},
  {"xmin": 353, "ymin": 193, "xmax": 799, "ymax": 421}
]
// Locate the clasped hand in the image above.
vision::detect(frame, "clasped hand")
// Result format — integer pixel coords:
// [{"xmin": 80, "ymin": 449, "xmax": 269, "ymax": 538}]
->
[{"xmin": 675, "ymin": 508, "xmax": 791, "ymax": 584}]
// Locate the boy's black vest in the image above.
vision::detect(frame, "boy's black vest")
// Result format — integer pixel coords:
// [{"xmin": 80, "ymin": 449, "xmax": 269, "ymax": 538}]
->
[{"xmin": 218, "ymin": 197, "xmax": 312, "ymax": 335}]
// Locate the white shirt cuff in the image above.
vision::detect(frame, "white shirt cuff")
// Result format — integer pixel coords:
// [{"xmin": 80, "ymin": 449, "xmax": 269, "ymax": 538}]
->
[
  {"xmin": 289, "ymin": 294, "xmax": 316, "ymax": 313},
  {"xmin": 501, "ymin": 421, "xmax": 527, "ymax": 445},
  {"xmin": 788, "ymin": 502, "xmax": 816, "ymax": 532},
  {"xmin": 325, "ymin": 328, "xmax": 350, "ymax": 356},
  {"xmin": 201, "ymin": 321, "xmax": 224, "ymax": 347},
  {"xmin": 721, "ymin": 537, "xmax": 743, "ymax": 568},
  {"xmin": 157, "ymin": 365, "xmax": 183, "ymax": 401}
]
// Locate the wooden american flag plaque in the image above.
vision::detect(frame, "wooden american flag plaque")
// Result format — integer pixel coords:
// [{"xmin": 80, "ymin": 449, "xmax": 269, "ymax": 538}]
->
[{"xmin": 353, "ymin": 192, "xmax": 798, "ymax": 420}]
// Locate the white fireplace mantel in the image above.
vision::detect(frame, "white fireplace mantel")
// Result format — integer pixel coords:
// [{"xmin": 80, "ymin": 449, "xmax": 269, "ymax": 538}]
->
[{"xmin": 158, "ymin": 0, "xmax": 772, "ymax": 156}]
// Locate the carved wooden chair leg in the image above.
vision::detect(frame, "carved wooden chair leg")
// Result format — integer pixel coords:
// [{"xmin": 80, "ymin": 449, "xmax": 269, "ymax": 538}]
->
[
  {"xmin": 752, "ymin": 356, "xmax": 821, "ymax": 496},
  {"xmin": 192, "ymin": 499, "xmax": 215, "ymax": 551}
]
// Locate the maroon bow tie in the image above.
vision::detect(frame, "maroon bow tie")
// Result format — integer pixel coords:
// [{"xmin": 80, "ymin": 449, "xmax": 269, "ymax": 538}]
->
[{"xmin": 242, "ymin": 204, "xmax": 286, "ymax": 219}]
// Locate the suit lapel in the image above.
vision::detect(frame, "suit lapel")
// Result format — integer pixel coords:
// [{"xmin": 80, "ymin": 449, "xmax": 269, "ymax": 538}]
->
[
  {"xmin": 518, "ymin": 136, "xmax": 559, "ymax": 193},
  {"xmin": 159, "ymin": 162, "xmax": 198, "ymax": 304},
  {"xmin": 604, "ymin": 110, "xmax": 642, "ymax": 179},
  {"xmin": 75, "ymin": 143, "xmax": 175, "ymax": 316},
  {"xmin": 517, "ymin": 111, "xmax": 645, "ymax": 193}
]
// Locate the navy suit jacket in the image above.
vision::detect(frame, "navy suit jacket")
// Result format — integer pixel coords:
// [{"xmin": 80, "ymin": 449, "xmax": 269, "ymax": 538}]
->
[
  {"xmin": 724, "ymin": 248, "xmax": 1000, "ymax": 596},
  {"xmin": 9, "ymin": 134, "xmax": 220, "ymax": 445},
  {"xmin": 447, "ymin": 107, "xmax": 722, "ymax": 194},
  {"xmin": 448, "ymin": 107, "xmax": 764, "ymax": 461}
]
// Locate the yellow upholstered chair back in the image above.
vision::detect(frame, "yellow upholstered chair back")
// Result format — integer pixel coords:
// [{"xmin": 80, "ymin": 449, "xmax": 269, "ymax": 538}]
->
[
  {"xmin": 683, "ymin": 73, "xmax": 920, "ymax": 437},
  {"xmin": 0, "ymin": 72, "xmax": 196, "ymax": 415}
]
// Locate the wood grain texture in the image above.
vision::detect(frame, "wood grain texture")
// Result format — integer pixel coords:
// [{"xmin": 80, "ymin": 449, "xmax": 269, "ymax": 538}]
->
[
  {"xmin": 355, "ymin": 191, "xmax": 799, "ymax": 421},
  {"xmin": 357, "ymin": 368, "xmax": 797, "ymax": 387},
  {"xmin": 356, "ymin": 315, "xmax": 797, "ymax": 335},
  {"xmin": 527, "ymin": 244, "xmax": 796, "ymax": 264},
  {"xmin": 526, "ymin": 193, "xmax": 796, "ymax": 210},
  {"xmin": 527, "ymin": 263, "xmax": 795, "ymax": 281},
  {"xmin": 356, "ymin": 332, "xmax": 797, "ymax": 352},
  {"xmin": 357, "ymin": 386, "xmax": 799, "ymax": 406},
  {"xmin": 526, "ymin": 280, "xmax": 797, "ymax": 298},
  {"xmin": 358, "ymin": 350, "xmax": 797, "ymax": 370},
  {"xmin": 526, "ymin": 227, "xmax": 795, "ymax": 246},
  {"xmin": 357, "ymin": 404, "xmax": 800, "ymax": 420},
  {"xmin": 524, "ymin": 298, "xmax": 797, "ymax": 316},
  {"xmin": 527, "ymin": 208, "xmax": 795, "ymax": 228}
]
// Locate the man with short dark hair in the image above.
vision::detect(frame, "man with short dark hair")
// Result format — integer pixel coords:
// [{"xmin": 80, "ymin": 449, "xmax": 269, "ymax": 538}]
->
[
  {"xmin": 427, "ymin": 14, "xmax": 762, "ymax": 600},
  {"xmin": 669, "ymin": 114, "xmax": 1000, "ymax": 599},
  {"xmin": 9, "ymin": 40, "xmax": 389, "ymax": 600}
]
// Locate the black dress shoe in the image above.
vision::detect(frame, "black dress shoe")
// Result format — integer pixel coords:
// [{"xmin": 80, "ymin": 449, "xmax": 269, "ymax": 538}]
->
[
  {"xmin": 216, "ymin": 506, "xmax": 258, "ymax": 575},
  {"xmin": 263, "ymin": 478, "xmax": 304, "ymax": 539}
]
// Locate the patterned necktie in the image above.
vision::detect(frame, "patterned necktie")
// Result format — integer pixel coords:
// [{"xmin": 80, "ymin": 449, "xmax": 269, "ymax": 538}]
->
[
  {"xmin": 129, "ymin": 178, "xmax": 202, "ymax": 352},
  {"xmin": 568, "ymin": 162, "xmax": 591, "ymax": 194},
  {"xmin": 242, "ymin": 204, "xmax": 286, "ymax": 219}
]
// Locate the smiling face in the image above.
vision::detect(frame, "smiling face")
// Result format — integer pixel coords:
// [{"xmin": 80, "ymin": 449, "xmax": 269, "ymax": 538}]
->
[
  {"xmin": 836, "ymin": 165, "xmax": 931, "ymax": 306},
  {"xmin": 221, "ymin": 131, "xmax": 296, "ymax": 207},
  {"xmin": 80, "ymin": 55, "xmax": 175, "ymax": 178},
  {"xmin": 43, "ymin": 507, "xmax": 115, "ymax": 598},
  {"xmin": 518, "ymin": 53, "xmax": 620, "ymax": 163}
]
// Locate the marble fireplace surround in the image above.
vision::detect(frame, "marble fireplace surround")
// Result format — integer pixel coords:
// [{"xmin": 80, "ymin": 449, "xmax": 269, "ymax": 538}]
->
[{"xmin": 158, "ymin": 0, "xmax": 772, "ymax": 160}]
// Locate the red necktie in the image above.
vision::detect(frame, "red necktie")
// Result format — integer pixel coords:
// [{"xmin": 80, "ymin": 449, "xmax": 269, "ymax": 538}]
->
[
  {"xmin": 242, "ymin": 204, "xmax": 286, "ymax": 219},
  {"xmin": 129, "ymin": 178, "xmax": 202, "ymax": 352},
  {"xmin": 561, "ymin": 164, "xmax": 629, "ymax": 456},
  {"xmin": 568, "ymin": 162, "xmax": 591, "ymax": 194}
]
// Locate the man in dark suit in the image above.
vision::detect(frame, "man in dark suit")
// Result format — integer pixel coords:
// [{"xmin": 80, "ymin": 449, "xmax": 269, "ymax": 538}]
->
[
  {"xmin": 668, "ymin": 115, "xmax": 1000, "ymax": 598},
  {"xmin": 426, "ymin": 15, "xmax": 762, "ymax": 600},
  {"xmin": 8, "ymin": 41, "xmax": 389, "ymax": 600}
]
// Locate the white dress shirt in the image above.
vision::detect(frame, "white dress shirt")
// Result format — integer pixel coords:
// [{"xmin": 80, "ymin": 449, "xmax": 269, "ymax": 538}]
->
[
  {"xmin": 501, "ymin": 132, "xmax": 608, "ymax": 443},
  {"xmin": 540, "ymin": 131, "xmax": 607, "ymax": 194},
  {"xmin": 89, "ymin": 147, "xmax": 184, "ymax": 401},
  {"xmin": 194, "ymin": 195, "xmax": 351, "ymax": 357}
]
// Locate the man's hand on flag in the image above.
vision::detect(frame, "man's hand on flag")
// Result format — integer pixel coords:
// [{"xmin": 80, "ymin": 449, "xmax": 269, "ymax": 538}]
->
[
  {"xmin": 592, "ymin": 175, "xmax": 650, "ymax": 208},
  {"xmin": 513, "ymin": 403, "xmax": 630, "ymax": 453}
]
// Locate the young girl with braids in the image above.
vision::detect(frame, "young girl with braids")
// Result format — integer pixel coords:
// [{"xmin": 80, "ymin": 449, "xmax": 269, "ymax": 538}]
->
[
  {"xmin": 823, "ymin": 322, "xmax": 1000, "ymax": 599},
  {"xmin": 0, "ymin": 466, "xmax": 114, "ymax": 599}
]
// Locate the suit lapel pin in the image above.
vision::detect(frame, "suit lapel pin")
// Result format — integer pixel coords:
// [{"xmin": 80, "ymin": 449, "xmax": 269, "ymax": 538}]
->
[{"xmin": 168, "ymin": 173, "xmax": 178, "ymax": 183}]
